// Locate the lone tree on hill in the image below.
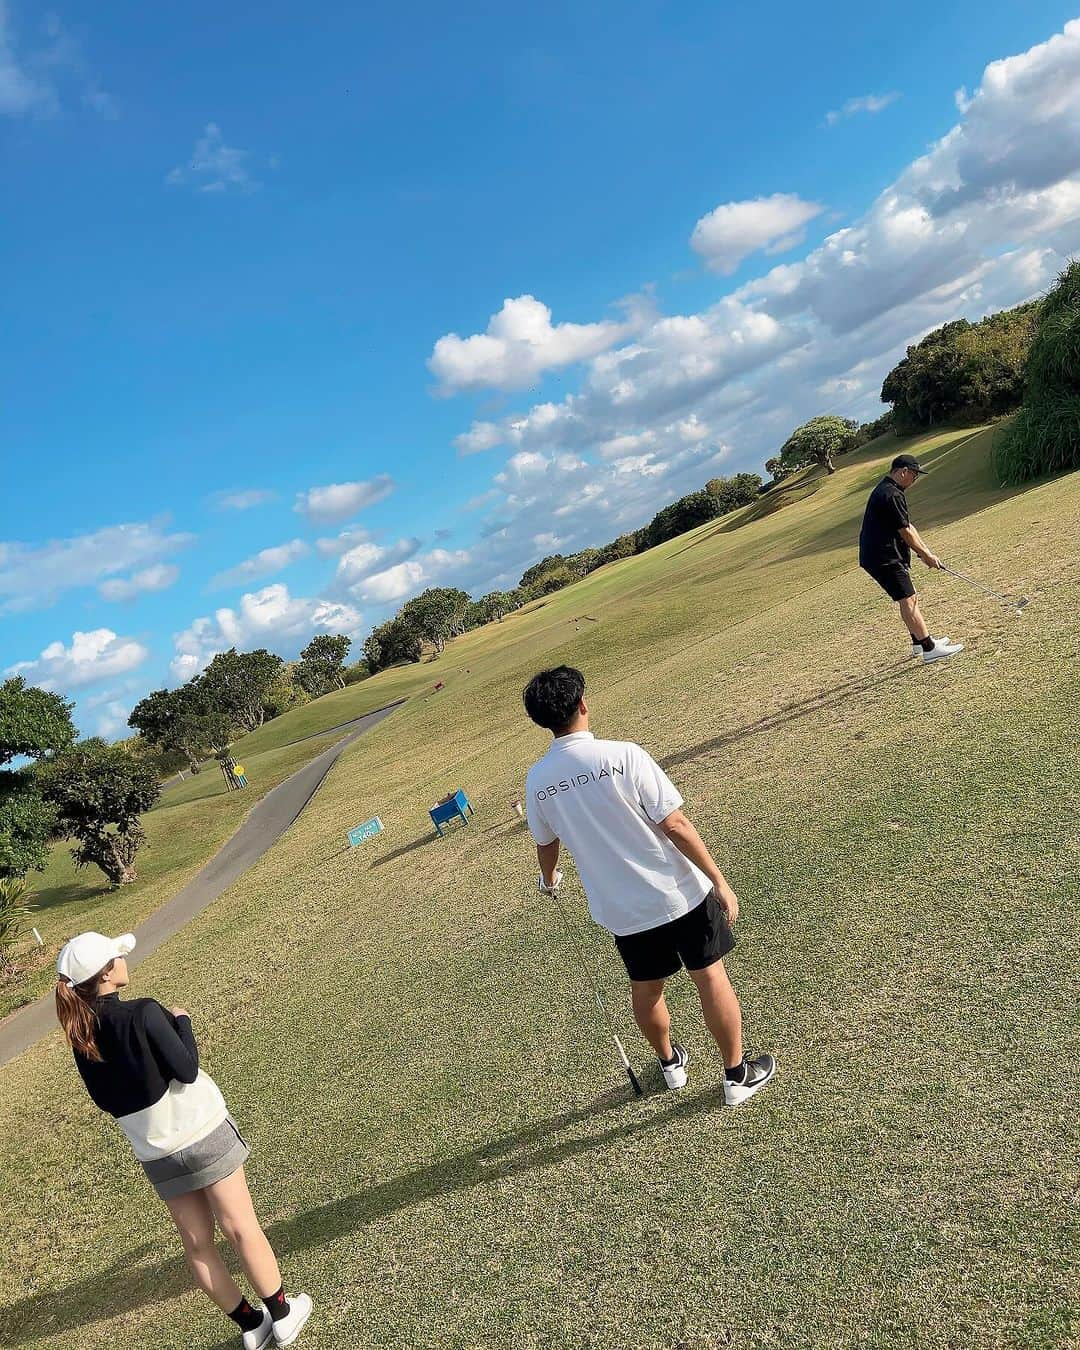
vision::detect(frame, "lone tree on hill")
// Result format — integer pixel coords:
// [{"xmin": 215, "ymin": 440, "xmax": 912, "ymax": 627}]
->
[
  {"xmin": 0, "ymin": 678, "xmax": 76, "ymax": 878},
  {"xmin": 39, "ymin": 739, "xmax": 160, "ymax": 887},
  {"xmin": 399, "ymin": 588, "xmax": 472, "ymax": 654},
  {"xmin": 297, "ymin": 634, "xmax": 352, "ymax": 696},
  {"xmin": 129, "ymin": 680, "xmax": 231, "ymax": 774},
  {"xmin": 778, "ymin": 415, "xmax": 857, "ymax": 476},
  {"xmin": 200, "ymin": 648, "xmax": 283, "ymax": 732}
]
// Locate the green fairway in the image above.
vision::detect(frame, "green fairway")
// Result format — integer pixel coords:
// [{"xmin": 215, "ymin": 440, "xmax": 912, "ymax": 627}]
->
[
  {"xmin": 1, "ymin": 732, "xmax": 342, "ymax": 1018},
  {"xmin": 1, "ymin": 425, "xmax": 1077, "ymax": 1349}
]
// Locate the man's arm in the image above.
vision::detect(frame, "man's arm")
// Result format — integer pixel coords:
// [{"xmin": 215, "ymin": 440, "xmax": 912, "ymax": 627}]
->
[
  {"xmin": 656, "ymin": 809, "xmax": 739, "ymax": 923},
  {"xmin": 537, "ymin": 839, "xmax": 561, "ymax": 889},
  {"xmin": 899, "ymin": 524, "xmax": 942, "ymax": 569}
]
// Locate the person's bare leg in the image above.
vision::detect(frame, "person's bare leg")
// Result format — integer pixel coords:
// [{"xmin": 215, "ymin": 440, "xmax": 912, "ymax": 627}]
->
[
  {"xmin": 206, "ymin": 1168, "xmax": 281, "ymax": 1300},
  {"xmin": 688, "ymin": 961, "xmax": 743, "ymax": 1069},
  {"xmin": 630, "ymin": 979, "xmax": 674, "ymax": 1060},
  {"xmin": 899, "ymin": 594, "xmax": 929, "ymax": 641},
  {"xmin": 165, "ymin": 1189, "xmax": 245, "ymax": 1313}
]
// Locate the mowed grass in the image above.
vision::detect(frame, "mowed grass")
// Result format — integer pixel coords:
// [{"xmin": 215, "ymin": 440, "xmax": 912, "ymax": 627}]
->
[
  {"xmin": 1, "ymin": 732, "xmax": 343, "ymax": 1019},
  {"xmin": 1, "ymin": 426, "xmax": 1078, "ymax": 1349}
]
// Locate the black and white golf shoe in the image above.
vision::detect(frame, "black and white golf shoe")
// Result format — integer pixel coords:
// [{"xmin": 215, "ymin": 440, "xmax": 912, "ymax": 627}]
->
[
  {"xmin": 911, "ymin": 635, "xmax": 951, "ymax": 658},
  {"xmin": 723, "ymin": 1053, "xmax": 776, "ymax": 1106},
  {"xmin": 660, "ymin": 1042, "xmax": 689, "ymax": 1090}
]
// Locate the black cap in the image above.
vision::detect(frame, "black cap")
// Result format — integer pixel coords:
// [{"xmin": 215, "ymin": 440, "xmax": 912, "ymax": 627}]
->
[{"xmin": 891, "ymin": 453, "xmax": 928, "ymax": 475}]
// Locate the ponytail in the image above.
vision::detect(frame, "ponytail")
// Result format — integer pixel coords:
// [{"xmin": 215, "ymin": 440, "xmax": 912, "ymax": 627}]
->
[{"xmin": 55, "ymin": 962, "xmax": 113, "ymax": 1062}]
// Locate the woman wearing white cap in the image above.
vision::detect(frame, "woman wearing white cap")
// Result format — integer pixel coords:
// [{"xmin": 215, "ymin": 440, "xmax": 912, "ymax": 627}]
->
[{"xmin": 55, "ymin": 930, "xmax": 312, "ymax": 1348}]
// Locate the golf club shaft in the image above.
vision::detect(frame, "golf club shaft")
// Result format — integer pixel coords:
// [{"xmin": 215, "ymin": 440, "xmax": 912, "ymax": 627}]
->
[
  {"xmin": 550, "ymin": 885, "xmax": 644, "ymax": 1096},
  {"xmin": 941, "ymin": 563, "xmax": 1015, "ymax": 606}
]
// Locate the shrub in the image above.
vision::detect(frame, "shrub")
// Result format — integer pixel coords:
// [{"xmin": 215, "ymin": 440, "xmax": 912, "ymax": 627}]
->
[
  {"xmin": 0, "ymin": 875, "xmax": 31, "ymax": 976},
  {"xmin": 994, "ymin": 261, "xmax": 1080, "ymax": 484}
]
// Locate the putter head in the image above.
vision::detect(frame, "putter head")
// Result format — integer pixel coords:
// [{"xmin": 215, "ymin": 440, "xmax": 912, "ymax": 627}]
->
[{"xmin": 1015, "ymin": 597, "xmax": 1031, "ymax": 611}]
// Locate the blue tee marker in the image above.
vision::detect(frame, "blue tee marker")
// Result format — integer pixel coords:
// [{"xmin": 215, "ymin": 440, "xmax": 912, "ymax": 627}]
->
[{"xmin": 430, "ymin": 789, "xmax": 473, "ymax": 837}]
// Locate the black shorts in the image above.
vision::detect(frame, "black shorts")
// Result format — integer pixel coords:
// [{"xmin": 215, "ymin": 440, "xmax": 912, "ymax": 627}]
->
[
  {"xmin": 613, "ymin": 893, "xmax": 735, "ymax": 983},
  {"xmin": 861, "ymin": 562, "xmax": 915, "ymax": 601}
]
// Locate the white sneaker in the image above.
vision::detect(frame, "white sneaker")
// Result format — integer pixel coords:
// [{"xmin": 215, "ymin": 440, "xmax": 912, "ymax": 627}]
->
[
  {"xmin": 660, "ymin": 1042, "xmax": 689, "ymax": 1090},
  {"xmin": 723, "ymin": 1053, "xmax": 776, "ymax": 1106},
  {"xmin": 922, "ymin": 638, "xmax": 964, "ymax": 663},
  {"xmin": 272, "ymin": 1294, "xmax": 313, "ymax": 1347},
  {"xmin": 242, "ymin": 1310, "xmax": 273, "ymax": 1350},
  {"xmin": 911, "ymin": 636, "xmax": 950, "ymax": 657}
]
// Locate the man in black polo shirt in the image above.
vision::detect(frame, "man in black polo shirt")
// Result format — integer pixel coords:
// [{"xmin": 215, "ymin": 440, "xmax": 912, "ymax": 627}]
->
[{"xmin": 859, "ymin": 453, "xmax": 963, "ymax": 664}]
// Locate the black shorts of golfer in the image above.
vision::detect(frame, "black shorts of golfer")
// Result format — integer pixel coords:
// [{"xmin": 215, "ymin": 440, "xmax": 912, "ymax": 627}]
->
[
  {"xmin": 522, "ymin": 666, "xmax": 775, "ymax": 1106},
  {"xmin": 859, "ymin": 453, "xmax": 963, "ymax": 665},
  {"xmin": 54, "ymin": 932, "xmax": 312, "ymax": 1349}
]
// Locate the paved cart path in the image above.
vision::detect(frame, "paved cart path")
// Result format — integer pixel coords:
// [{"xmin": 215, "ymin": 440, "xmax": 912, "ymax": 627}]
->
[{"xmin": 0, "ymin": 701, "xmax": 401, "ymax": 1067}]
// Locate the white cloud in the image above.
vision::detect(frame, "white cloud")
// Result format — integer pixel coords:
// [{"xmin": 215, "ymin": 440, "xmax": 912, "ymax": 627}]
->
[
  {"xmin": 356, "ymin": 548, "xmax": 471, "ymax": 605},
  {"xmin": 824, "ymin": 92, "xmax": 900, "ymax": 126},
  {"xmin": 170, "ymin": 584, "xmax": 362, "ymax": 682},
  {"xmin": 167, "ymin": 123, "xmax": 260, "ymax": 194},
  {"xmin": 454, "ymin": 421, "xmax": 505, "ymax": 455},
  {"xmin": 740, "ymin": 20, "xmax": 1080, "ymax": 335},
  {"xmin": 6, "ymin": 629, "xmax": 150, "ymax": 691},
  {"xmin": 429, "ymin": 295, "xmax": 640, "ymax": 393},
  {"xmin": 0, "ymin": 6, "xmax": 114, "ymax": 119},
  {"xmin": 333, "ymin": 537, "xmax": 423, "ymax": 594},
  {"xmin": 314, "ymin": 526, "xmax": 371, "ymax": 558},
  {"xmin": 690, "ymin": 194, "xmax": 824, "ymax": 274},
  {"xmin": 210, "ymin": 539, "xmax": 308, "ymax": 589},
  {"xmin": 294, "ymin": 475, "xmax": 395, "ymax": 525},
  {"xmin": 90, "ymin": 700, "xmax": 132, "ymax": 741},
  {"xmin": 211, "ymin": 488, "xmax": 278, "ymax": 511},
  {"xmin": 0, "ymin": 521, "xmax": 194, "ymax": 614},
  {"xmin": 99, "ymin": 563, "xmax": 180, "ymax": 602}
]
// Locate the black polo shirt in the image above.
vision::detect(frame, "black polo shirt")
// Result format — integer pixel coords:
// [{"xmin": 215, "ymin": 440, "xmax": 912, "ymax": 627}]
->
[{"xmin": 859, "ymin": 476, "xmax": 911, "ymax": 569}]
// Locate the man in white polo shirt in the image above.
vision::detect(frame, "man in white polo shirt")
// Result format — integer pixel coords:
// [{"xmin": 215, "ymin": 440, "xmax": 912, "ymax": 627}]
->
[{"xmin": 523, "ymin": 665, "xmax": 775, "ymax": 1105}]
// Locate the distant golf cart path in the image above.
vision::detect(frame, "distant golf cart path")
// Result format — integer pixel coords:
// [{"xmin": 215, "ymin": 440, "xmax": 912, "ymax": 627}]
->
[{"xmin": 0, "ymin": 701, "xmax": 401, "ymax": 1066}]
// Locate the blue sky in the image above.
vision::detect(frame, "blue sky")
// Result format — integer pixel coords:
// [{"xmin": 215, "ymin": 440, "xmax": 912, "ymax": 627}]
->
[{"xmin": 3, "ymin": 1, "xmax": 1079, "ymax": 737}]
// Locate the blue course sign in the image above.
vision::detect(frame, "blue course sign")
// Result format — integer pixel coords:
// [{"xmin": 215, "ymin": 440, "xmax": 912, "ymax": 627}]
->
[{"xmin": 348, "ymin": 817, "xmax": 384, "ymax": 847}]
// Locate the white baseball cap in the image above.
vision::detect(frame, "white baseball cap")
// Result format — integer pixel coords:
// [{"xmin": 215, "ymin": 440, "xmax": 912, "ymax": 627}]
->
[{"xmin": 57, "ymin": 932, "xmax": 136, "ymax": 987}]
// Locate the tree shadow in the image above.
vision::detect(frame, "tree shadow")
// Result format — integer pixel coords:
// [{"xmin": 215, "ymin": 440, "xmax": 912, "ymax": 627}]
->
[
  {"xmin": 659, "ymin": 664, "xmax": 915, "ymax": 775},
  {"xmin": 1, "ymin": 1084, "xmax": 724, "ymax": 1343}
]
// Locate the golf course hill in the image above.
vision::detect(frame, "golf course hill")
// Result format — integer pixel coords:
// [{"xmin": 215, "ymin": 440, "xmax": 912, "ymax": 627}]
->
[{"xmin": 2, "ymin": 421, "xmax": 1076, "ymax": 1349}]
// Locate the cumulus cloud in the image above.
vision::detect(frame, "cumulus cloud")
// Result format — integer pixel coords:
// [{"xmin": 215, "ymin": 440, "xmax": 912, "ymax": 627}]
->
[
  {"xmin": 824, "ymin": 92, "xmax": 900, "ymax": 126},
  {"xmin": 167, "ymin": 123, "xmax": 261, "ymax": 194},
  {"xmin": 99, "ymin": 563, "xmax": 180, "ymax": 602},
  {"xmin": 6, "ymin": 629, "xmax": 150, "ymax": 691},
  {"xmin": 333, "ymin": 537, "xmax": 423, "ymax": 595},
  {"xmin": 355, "ymin": 548, "xmax": 472, "ymax": 605},
  {"xmin": 210, "ymin": 539, "xmax": 308, "ymax": 589},
  {"xmin": 690, "ymin": 194, "xmax": 824, "ymax": 274},
  {"xmin": 0, "ymin": 521, "xmax": 194, "ymax": 614},
  {"xmin": 210, "ymin": 488, "xmax": 278, "ymax": 511},
  {"xmin": 170, "ymin": 584, "xmax": 362, "ymax": 682},
  {"xmin": 294, "ymin": 475, "xmax": 395, "ymax": 525},
  {"xmin": 454, "ymin": 421, "xmax": 505, "ymax": 455},
  {"xmin": 740, "ymin": 20, "xmax": 1080, "ymax": 334},
  {"xmin": 429, "ymin": 295, "xmax": 640, "ymax": 393},
  {"xmin": 90, "ymin": 700, "xmax": 132, "ymax": 741}
]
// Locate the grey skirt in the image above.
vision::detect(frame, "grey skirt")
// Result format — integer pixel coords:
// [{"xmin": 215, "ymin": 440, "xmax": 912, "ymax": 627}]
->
[{"xmin": 141, "ymin": 1117, "xmax": 250, "ymax": 1200}]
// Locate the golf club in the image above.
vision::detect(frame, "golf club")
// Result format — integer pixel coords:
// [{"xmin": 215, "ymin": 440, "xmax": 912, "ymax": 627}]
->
[
  {"xmin": 940, "ymin": 563, "xmax": 1030, "ymax": 611},
  {"xmin": 539, "ymin": 871, "xmax": 644, "ymax": 1097}
]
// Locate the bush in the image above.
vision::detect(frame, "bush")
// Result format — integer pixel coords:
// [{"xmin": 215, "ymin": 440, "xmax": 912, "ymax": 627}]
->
[
  {"xmin": 994, "ymin": 261, "xmax": 1080, "ymax": 484},
  {"xmin": 0, "ymin": 875, "xmax": 31, "ymax": 976}
]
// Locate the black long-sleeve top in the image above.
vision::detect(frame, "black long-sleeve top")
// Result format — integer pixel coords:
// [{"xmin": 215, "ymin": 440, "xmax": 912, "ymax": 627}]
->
[{"xmin": 73, "ymin": 994, "xmax": 227, "ymax": 1161}]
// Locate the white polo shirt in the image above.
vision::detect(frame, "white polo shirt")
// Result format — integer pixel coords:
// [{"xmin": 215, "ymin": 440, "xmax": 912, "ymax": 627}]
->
[{"xmin": 525, "ymin": 731, "xmax": 712, "ymax": 936}]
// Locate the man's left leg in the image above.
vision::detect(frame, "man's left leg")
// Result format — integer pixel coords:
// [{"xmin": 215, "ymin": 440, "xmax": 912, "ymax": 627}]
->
[
  {"xmin": 687, "ymin": 961, "xmax": 743, "ymax": 1070},
  {"xmin": 630, "ymin": 979, "xmax": 673, "ymax": 1061}
]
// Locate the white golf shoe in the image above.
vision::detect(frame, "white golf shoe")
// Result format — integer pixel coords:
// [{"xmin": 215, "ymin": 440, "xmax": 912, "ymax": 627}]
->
[
  {"xmin": 660, "ymin": 1042, "xmax": 689, "ymax": 1090},
  {"xmin": 723, "ymin": 1053, "xmax": 777, "ymax": 1106},
  {"xmin": 922, "ymin": 637, "xmax": 964, "ymax": 663},
  {"xmin": 911, "ymin": 636, "xmax": 951, "ymax": 657},
  {"xmin": 242, "ymin": 1310, "xmax": 273, "ymax": 1350},
  {"xmin": 272, "ymin": 1294, "xmax": 313, "ymax": 1347}
]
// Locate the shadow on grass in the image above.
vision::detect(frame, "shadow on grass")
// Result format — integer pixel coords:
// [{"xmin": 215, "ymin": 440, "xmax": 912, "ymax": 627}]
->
[
  {"xmin": 370, "ymin": 834, "xmax": 440, "ymax": 868},
  {"xmin": 2, "ymin": 1085, "xmax": 724, "ymax": 1343},
  {"xmin": 661, "ymin": 664, "xmax": 915, "ymax": 774},
  {"xmin": 28, "ymin": 876, "xmax": 104, "ymax": 915}
]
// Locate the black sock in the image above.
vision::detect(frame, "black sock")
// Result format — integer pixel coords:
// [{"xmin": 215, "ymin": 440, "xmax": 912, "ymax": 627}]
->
[
  {"xmin": 725, "ymin": 1059, "xmax": 747, "ymax": 1083},
  {"xmin": 660, "ymin": 1046, "xmax": 679, "ymax": 1066},
  {"xmin": 266, "ymin": 1288, "xmax": 291, "ymax": 1323},
  {"xmin": 228, "ymin": 1298, "xmax": 264, "ymax": 1332},
  {"xmin": 917, "ymin": 634, "xmax": 934, "ymax": 651}
]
